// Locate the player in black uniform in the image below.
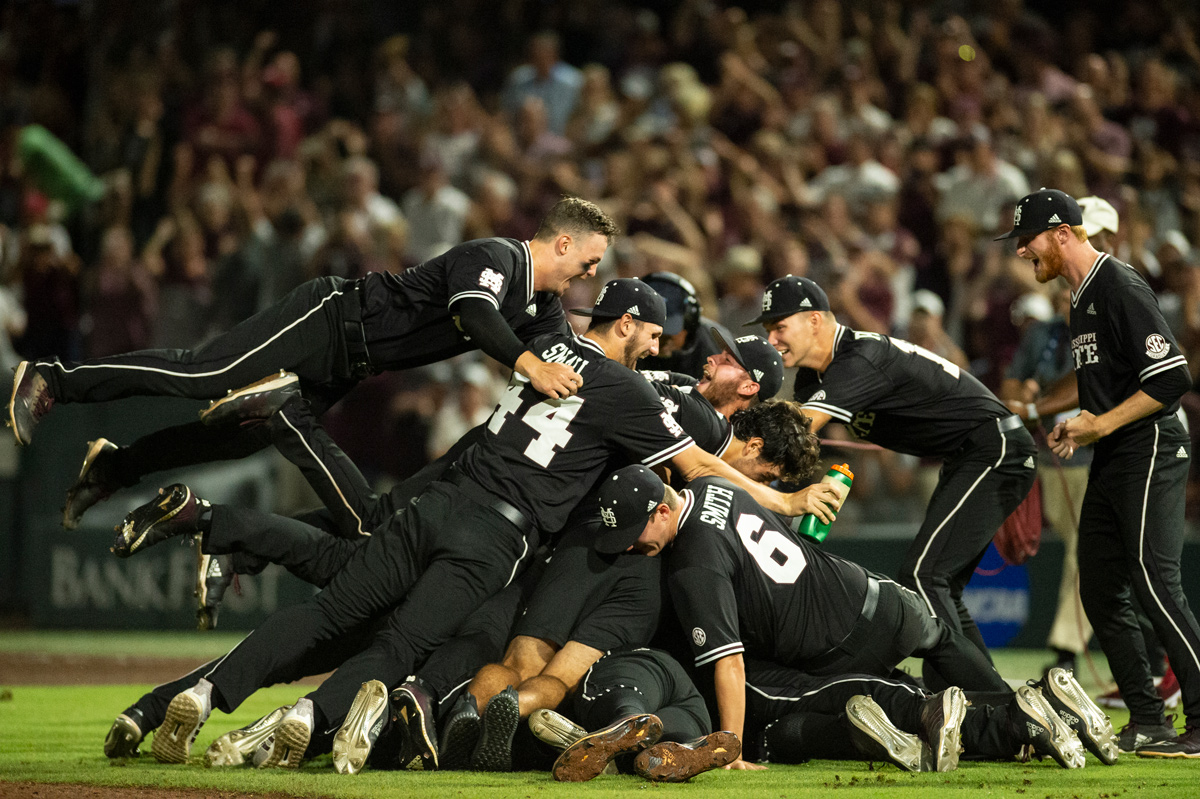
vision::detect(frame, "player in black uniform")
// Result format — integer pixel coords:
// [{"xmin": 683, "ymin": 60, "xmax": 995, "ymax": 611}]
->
[
  {"xmin": 1000, "ymin": 188, "xmax": 1200, "ymax": 757},
  {"xmin": 637, "ymin": 475, "xmax": 1114, "ymax": 771},
  {"xmin": 14, "ymin": 197, "xmax": 613, "ymax": 527},
  {"xmin": 100, "ymin": 332, "xmax": 790, "ymax": 761},
  {"xmin": 639, "ymin": 272, "xmax": 736, "ymax": 379},
  {"xmin": 753, "ymin": 275, "xmax": 1037, "ymax": 681},
  {"xmin": 129, "ymin": 279, "xmax": 841, "ymax": 770}
]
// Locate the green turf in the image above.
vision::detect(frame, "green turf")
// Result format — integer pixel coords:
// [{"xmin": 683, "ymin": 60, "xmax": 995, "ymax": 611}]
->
[{"xmin": 1, "ymin": 645, "xmax": 1196, "ymax": 798}]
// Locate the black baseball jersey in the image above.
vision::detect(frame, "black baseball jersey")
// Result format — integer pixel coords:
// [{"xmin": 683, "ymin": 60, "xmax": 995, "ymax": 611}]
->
[
  {"xmin": 516, "ymin": 523, "xmax": 663, "ymax": 652},
  {"xmin": 360, "ymin": 238, "xmax": 570, "ymax": 370},
  {"xmin": 667, "ymin": 476, "xmax": 869, "ymax": 669},
  {"xmin": 640, "ymin": 317, "xmax": 734, "ymax": 379},
  {"xmin": 644, "ymin": 371, "xmax": 733, "ymax": 458},
  {"xmin": 456, "ymin": 333, "xmax": 695, "ymax": 533},
  {"xmin": 1069, "ymin": 253, "xmax": 1190, "ymax": 437},
  {"xmin": 793, "ymin": 325, "xmax": 1010, "ymax": 457}
]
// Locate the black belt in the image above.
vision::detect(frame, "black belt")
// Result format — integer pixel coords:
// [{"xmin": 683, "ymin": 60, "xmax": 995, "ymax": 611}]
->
[
  {"xmin": 803, "ymin": 577, "xmax": 881, "ymax": 671},
  {"xmin": 997, "ymin": 414, "xmax": 1023, "ymax": 434},
  {"xmin": 442, "ymin": 466, "xmax": 536, "ymax": 536},
  {"xmin": 342, "ymin": 279, "xmax": 376, "ymax": 380}
]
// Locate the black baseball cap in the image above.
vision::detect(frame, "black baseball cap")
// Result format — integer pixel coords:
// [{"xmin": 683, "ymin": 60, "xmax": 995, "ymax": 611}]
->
[
  {"xmin": 994, "ymin": 188, "xmax": 1084, "ymax": 241},
  {"xmin": 745, "ymin": 275, "xmax": 831, "ymax": 326},
  {"xmin": 594, "ymin": 464, "xmax": 666, "ymax": 555},
  {"xmin": 711, "ymin": 329, "xmax": 784, "ymax": 400},
  {"xmin": 570, "ymin": 278, "xmax": 667, "ymax": 328}
]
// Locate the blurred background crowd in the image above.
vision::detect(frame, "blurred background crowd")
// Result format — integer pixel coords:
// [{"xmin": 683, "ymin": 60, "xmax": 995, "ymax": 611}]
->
[{"xmin": 2, "ymin": 0, "xmax": 1200, "ymax": 533}]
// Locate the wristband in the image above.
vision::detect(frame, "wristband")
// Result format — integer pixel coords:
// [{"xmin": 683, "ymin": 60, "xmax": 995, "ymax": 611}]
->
[{"xmin": 1026, "ymin": 403, "xmax": 1039, "ymax": 421}]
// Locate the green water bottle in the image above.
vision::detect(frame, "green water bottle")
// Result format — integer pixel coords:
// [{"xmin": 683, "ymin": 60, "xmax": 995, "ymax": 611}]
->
[{"xmin": 794, "ymin": 463, "xmax": 854, "ymax": 543}]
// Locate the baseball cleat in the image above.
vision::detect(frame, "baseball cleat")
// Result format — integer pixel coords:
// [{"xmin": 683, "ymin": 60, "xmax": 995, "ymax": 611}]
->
[
  {"xmin": 152, "ymin": 679, "xmax": 213, "ymax": 764},
  {"xmin": 205, "ymin": 706, "xmax": 288, "ymax": 767},
  {"xmin": 529, "ymin": 708, "xmax": 588, "ymax": 750},
  {"xmin": 917, "ymin": 686, "xmax": 967, "ymax": 772},
  {"xmin": 200, "ymin": 371, "xmax": 300, "ymax": 426},
  {"xmin": 470, "ymin": 687, "xmax": 521, "ymax": 772},
  {"xmin": 390, "ymin": 680, "xmax": 439, "ymax": 769},
  {"xmin": 333, "ymin": 680, "xmax": 389, "ymax": 774},
  {"xmin": 113, "ymin": 484, "xmax": 208, "ymax": 558},
  {"xmin": 1117, "ymin": 719, "xmax": 1178, "ymax": 753},
  {"xmin": 7, "ymin": 361, "xmax": 52, "ymax": 446},
  {"xmin": 1011, "ymin": 685, "xmax": 1086, "ymax": 768},
  {"xmin": 1136, "ymin": 724, "xmax": 1200, "ymax": 758},
  {"xmin": 63, "ymin": 438, "xmax": 120, "ymax": 529},
  {"xmin": 634, "ymin": 730, "xmax": 740, "ymax": 782},
  {"xmin": 258, "ymin": 697, "xmax": 313, "ymax": 769},
  {"xmin": 195, "ymin": 546, "xmax": 234, "ymax": 631},
  {"xmin": 104, "ymin": 709, "xmax": 145, "ymax": 758},
  {"xmin": 846, "ymin": 695, "xmax": 930, "ymax": 772},
  {"xmin": 552, "ymin": 713, "xmax": 663, "ymax": 782},
  {"xmin": 1035, "ymin": 668, "xmax": 1118, "ymax": 764},
  {"xmin": 438, "ymin": 692, "xmax": 481, "ymax": 771}
]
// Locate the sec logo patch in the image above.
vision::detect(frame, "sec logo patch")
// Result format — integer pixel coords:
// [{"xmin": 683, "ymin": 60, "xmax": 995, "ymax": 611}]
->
[
  {"xmin": 692, "ymin": 627, "xmax": 706, "ymax": 646},
  {"xmin": 1146, "ymin": 334, "xmax": 1170, "ymax": 360}
]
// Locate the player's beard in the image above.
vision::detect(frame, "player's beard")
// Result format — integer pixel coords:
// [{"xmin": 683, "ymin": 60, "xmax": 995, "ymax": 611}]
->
[
  {"xmin": 623, "ymin": 336, "xmax": 646, "ymax": 369},
  {"xmin": 1034, "ymin": 237, "xmax": 1065, "ymax": 283},
  {"xmin": 699, "ymin": 378, "xmax": 740, "ymax": 410}
]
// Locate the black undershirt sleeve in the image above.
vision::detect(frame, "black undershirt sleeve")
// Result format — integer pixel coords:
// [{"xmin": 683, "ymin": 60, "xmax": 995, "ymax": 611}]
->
[
  {"xmin": 452, "ymin": 296, "xmax": 530, "ymax": 369},
  {"xmin": 1140, "ymin": 364, "xmax": 1192, "ymax": 406}
]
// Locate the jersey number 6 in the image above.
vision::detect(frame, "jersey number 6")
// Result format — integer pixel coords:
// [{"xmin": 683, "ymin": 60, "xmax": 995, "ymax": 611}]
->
[{"xmin": 736, "ymin": 513, "xmax": 808, "ymax": 584}]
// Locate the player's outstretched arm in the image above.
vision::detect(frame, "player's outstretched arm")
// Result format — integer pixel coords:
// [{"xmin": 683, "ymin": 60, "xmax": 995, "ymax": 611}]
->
[
  {"xmin": 713, "ymin": 653, "xmax": 767, "ymax": 771},
  {"xmin": 671, "ymin": 444, "xmax": 842, "ymax": 520}
]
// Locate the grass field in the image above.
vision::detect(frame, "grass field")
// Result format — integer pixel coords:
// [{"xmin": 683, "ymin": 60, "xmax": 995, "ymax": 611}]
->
[{"xmin": 1, "ymin": 632, "xmax": 1197, "ymax": 798}]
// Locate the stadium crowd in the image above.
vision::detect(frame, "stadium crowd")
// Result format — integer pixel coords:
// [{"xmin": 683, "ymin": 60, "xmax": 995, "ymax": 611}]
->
[{"xmin": 2, "ymin": 0, "xmax": 1200, "ymax": 526}]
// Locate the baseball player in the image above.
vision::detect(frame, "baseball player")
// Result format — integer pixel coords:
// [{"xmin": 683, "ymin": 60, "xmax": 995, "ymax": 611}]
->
[
  {"xmin": 15, "ymin": 197, "xmax": 615, "ymax": 527},
  {"xmin": 652, "ymin": 474, "xmax": 1105, "ymax": 770},
  {"xmin": 124, "ymin": 279, "xmax": 841, "ymax": 770},
  {"xmin": 998, "ymin": 188, "xmax": 1200, "ymax": 757},
  {"xmin": 753, "ymin": 274, "xmax": 1037, "ymax": 684}
]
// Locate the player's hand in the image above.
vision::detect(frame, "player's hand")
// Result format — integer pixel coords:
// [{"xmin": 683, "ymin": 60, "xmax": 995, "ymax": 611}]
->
[
  {"xmin": 723, "ymin": 757, "xmax": 768, "ymax": 771},
  {"xmin": 787, "ymin": 483, "xmax": 843, "ymax": 522},
  {"xmin": 518, "ymin": 355, "xmax": 583, "ymax": 399},
  {"xmin": 1049, "ymin": 411, "xmax": 1099, "ymax": 460}
]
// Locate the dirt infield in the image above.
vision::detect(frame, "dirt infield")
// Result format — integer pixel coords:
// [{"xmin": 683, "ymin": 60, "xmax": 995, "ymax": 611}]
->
[{"xmin": 0, "ymin": 653, "xmax": 325, "ymax": 686}]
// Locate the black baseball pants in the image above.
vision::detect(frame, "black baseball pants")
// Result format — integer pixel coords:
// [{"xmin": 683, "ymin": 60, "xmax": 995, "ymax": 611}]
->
[
  {"xmin": 201, "ymin": 479, "xmax": 534, "ymax": 729},
  {"xmin": 1078, "ymin": 417, "xmax": 1200, "ymax": 725},
  {"xmin": 573, "ymin": 648, "xmax": 711, "ymax": 743},
  {"xmin": 898, "ymin": 417, "xmax": 1036, "ymax": 683}
]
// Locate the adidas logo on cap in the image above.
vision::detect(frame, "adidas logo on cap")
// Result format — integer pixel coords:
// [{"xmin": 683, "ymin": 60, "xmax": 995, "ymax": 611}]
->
[
  {"xmin": 753, "ymin": 369, "xmax": 764, "ymax": 381},
  {"xmin": 627, "ymin": 305, "xmax": 640, "ymax": 315},
  {"xmin": 1048, "ymin": 213, "xmax": 1062, "ymax": 224},
  {"xmin": 799, "ymin": 297, "xmax": 812, "ymax": 308}
]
